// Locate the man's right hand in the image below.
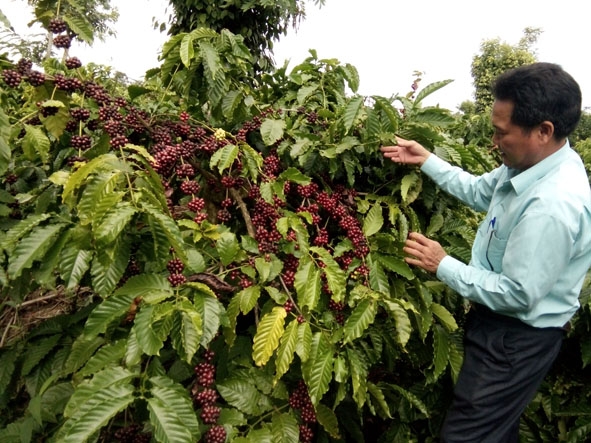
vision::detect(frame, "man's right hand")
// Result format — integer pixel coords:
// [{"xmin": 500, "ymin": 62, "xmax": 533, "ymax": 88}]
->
[{"xmin": 380, "ymin": 136, "xmax": 431, "ymax": 166}]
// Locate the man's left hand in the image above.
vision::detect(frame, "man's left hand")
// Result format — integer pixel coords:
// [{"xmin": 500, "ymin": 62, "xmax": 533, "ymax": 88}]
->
[{"xmin": 403, "ymin": 232, "xmax": 447, "ymax": 273}]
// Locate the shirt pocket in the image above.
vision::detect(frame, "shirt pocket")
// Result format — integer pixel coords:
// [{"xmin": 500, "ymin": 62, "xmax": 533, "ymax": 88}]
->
[{"xmin": 485, "ymin": 230, "xmax": 508, "ymax": 272}]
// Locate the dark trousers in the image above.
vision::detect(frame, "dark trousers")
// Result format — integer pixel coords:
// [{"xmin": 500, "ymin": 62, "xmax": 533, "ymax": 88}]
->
[{"xmin": 440, "ymin": 304, "xmax": 565, "ymax": 443}]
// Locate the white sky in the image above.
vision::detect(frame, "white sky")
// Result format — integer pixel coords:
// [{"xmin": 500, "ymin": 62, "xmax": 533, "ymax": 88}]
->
[{"xmin": 3, "ymin": 0, "xmax": 590, "ymax": 110}]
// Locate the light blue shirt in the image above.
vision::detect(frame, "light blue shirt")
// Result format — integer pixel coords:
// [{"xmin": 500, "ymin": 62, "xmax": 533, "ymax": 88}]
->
[{"xmin": 421, "ymin": 141, "xmax": 591, "ymax": 328}]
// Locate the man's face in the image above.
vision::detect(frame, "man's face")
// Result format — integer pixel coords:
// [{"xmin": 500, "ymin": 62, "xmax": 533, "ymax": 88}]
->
[{"xmin": 491, "ymin": 100, "xmax": 540, "ymax": 171}]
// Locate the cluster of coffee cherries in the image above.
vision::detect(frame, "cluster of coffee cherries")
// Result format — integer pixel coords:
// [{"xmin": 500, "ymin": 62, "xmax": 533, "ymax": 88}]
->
[
  {"xmin": 112, "ymin": 423, "xmax": 152, "ymax": 443},
  {"xmin": 328, "ymin": 298, "xmax": 346, "ymax": 325},
  {"xmin": 48, "ymin": 17, "xmax": 72, "ymax": 49},
  {"xmin": 191, "ymin": 350, "xmax": 226, "ymax": 442},
  {"xmin": 1, "ymin": 57, "xmax": 47, "ymax": 89},
  {"xmin": 289, "ymin": 380, "xmax": 317, "ymax": 443},
  {"xmin": 166, "ymin": 257, "xmax": 186, "ymax": 287}
]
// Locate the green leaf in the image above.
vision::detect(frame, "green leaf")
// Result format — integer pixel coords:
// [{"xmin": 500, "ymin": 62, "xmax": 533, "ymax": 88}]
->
[
  {"xmin": 180, "ymin": 32, "xmax": 195, "ymax": 67},
  {"xmin": 367, "ymin": 382, "xmax": 392, "ymax": 419},
  {"xmin": 309, "ymin": 247, "xmax": 346, "ymax": 303},
  {"xmin": 342, "ymin": 96, "xmax": 364, "ymax": 134},
  {"xmin": 60, "ymin": 247, "xmax": 93, "ymax": 290},
  {"xmin": 388, "ymin": 384, "xmax": 429, "ymax": 416},
  {"xmin": 78, "ymin": 340, "xmax": 127, "ymax": 377},
  {"xmin": 0, "ymin": 106, "xmax": 10, "ymax": 176},
  {"xmin": 315, "ymin": 403, "xmax": 341, "ymax": 438},
  {"xmin": 63, "ymin": 15, "xmax": 94, "ymax": 44},
  {"xmin": 128, "ymin": 85, "xmax": 152, "ymax": 101},
  {"xmin": 83, "ymin": 294, "xmax": 135, "ymax": 338},
  {"xmin": 413, "ymin": 79, "xmax": 455, "ymax": 105},
  {"xmin": 240, "ymin": 142, "xmax": 263, "ymax": 180},
  {"xmin": 21, "ymin": 335, "xmax": 61, "ymax": 377},
  {"xmin": 151, "ymin": 377, "xmax": 200, "ymax": 429},
  {"xmin": 343, "ymin": 299, "xmax": 377, "ymax": 344},
  {"xmin": 271, "ymin": 412, "xmax": 299, "ymax": 443},
  {"xmin": 23, "ymin": 124, "xmax": 50, "ymax": 163},
  {"xmin": 274, "ymin": 320, "xmax": 298, "ymax": 381},
  {"xmin": 260, "ymin": 119, "xmax": 286, "ymax": 146},
  {"xmin": 148, "ymin": 376, "xmax": 200, "ymax": 442},
  {"xmin": 238, "ymin": 285, "xmax": 261, "ymax": 315},
  {"xmin": 430, "ymin": 325, "xmax": 449, "ymax": 382},
  {"xmin": 401, "ymin": 171, "xmax": 423, "ymax": 204},
  {"xmin": 217, "ymin": 378, "xmax": 261, "ymax": 415},
  {"xmin": 255, "ymin": 255, "xmax": 283, "ymax": 283},
  {"xmin": 426, "ymin": 212, "xmax": 445, "ymax": 236},
  {"xmin": 8, "ymin": 223, "xmax": 67, "ymax": 280},
  {"xmin": 125, "ymin": 329, "xmax": 142, "ymax": 367},
  {"xmin": 294, "ymin": 258, "xmax": 321, "ymax": 310},
  {"xmin": 2, "ymin": 213, "xmax": 51, "ymax": 252},
  {"xmin": 210, "ymin": 143, "xmax": 239, "ymax": 174},
  {"xmin": 372, "ymin": 96, "xmax": 400, "ymax": 133},
  {"xmin": 363, "ymin": 202, "xmax": 384, "ymax": 237},
  {"xmin": 114, "ymin": 274, "xmax": 174, "ymax": 304},
  {"xmin": 60, "ymin": 383, "xmax": 135, "ymax": 443},
  {"xmin": 276, "ymin": 167, "xmax": 311, "ymax": 185},
  {"xmin": 367, "ymin": 255, "xmax": 390, "ymax": 294},
  {"xmin": 347, "ymin": 347, "xmax": 369, "ymax": 408},
  {"xmin": 133, "ymin": 304, "xmax": 171, "ymax": 356},
  {"xmin": 0, "ymin": 348, "xmax": 20, "ymax": 398},
  {"xmin": 64, "ymin": 336, "xmax": 105, "ymax": 375},
  {"xmin": 199, "ymin": 40, "xmax": 221, "ymax": 80},
  {"xmin": 253, "ymin": 307, "xmax": 287, "ymax": 367},
  {"xmin": 62, "ymin": 154, "xmax": 125, "ymax": 206},
  {"xmin": 296, "ymin": 321, "xmax": 312, "ymax": 362},
  {"xmin": 377, "ymin": 253, "xmax": 414, "ymax": 280},
  {"xmin": 193, "ymin": 293, "xmax": 224, "ymax": 348},
  {"xmin": 206, "ymin": 71, "xmax": 229, "ymax": 108},
  {"xmin": 222, "ymin": 90, "xmax": 242, "ymax": 119},
  {"xmin": 216, "ymin": 231, "xmax": 240, "ymax": 266},
  {"xmin": 94, "ymin": 202, "xmax": 137, "ymax": 246},
  {"xmin": 340, "ymin": 63, "xmax": 360, "ymax": 92},
  {"xmin": 381, "ymin": 299, "xmax": 412, "ymax": 347},
  {"xmin": 91, "ymin": 237, "xmax": 131, "ymax": 297},
  {"xmin": 296, "ymin": 84, "xmax": 318, "ymax": 105},
  {"xmin": 77, "ymin": 172, "xmax": 125, "ymax": 226},
  {"xmin": 302, "ymin": 333, "xmax": 333, "ymax": 405},
  {"xmin": 142, "ymin": 203, "xmax": 187, "ymax": 263},
  {"xmin": 171, "ymin": 304, "xmax": 203, "ymax": 364},
  {"xmin": 431, "ymin": 302, "xmax": 458, "ymax": 331},
  {"xmin": 40, "ymin": 382, "xmax": 74, "ymax": 422}
]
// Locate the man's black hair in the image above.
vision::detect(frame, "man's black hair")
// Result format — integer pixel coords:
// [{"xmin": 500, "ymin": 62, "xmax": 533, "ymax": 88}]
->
[{"xmin": 492, "ymin": 62, "xmax": 582, "ymax": 139}]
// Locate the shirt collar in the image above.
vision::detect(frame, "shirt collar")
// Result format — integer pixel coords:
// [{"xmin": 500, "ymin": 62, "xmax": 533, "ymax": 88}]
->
[{"xmin": 509, "ymin": 140, "xmax": 571, "ymax": 195}]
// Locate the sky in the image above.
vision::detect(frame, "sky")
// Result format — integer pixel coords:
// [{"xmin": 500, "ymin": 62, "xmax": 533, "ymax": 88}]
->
[{"xmin": 3, "ymin": 0, "xmax": 590, "ymax": 111}]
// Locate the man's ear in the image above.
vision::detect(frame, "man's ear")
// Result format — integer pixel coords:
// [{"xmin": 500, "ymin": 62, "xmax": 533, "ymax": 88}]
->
[{"xmin": 538, "ymin": 121, "xmax": 555, "ymax": 143}]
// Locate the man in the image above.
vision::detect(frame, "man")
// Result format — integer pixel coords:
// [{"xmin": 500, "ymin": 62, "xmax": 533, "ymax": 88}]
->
[{"xmin": 380, "ymin": 62, "xmax": 591, "ymax": 442}]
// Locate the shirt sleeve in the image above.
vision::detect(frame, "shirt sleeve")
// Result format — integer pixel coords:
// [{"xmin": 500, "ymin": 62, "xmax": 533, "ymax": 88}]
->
[
  {"xmin": 436, "ymin": 212, "xmax": 573, "ymax": 316},
  {"xmin": 421, "ymin": 154, "xmax": 500, "ymax": 212}
]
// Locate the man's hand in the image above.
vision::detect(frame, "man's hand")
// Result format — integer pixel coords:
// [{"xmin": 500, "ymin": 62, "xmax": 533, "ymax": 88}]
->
[
  {"xmin": 380, "ymin": 136, "xmax": 431, "ymax": 166},
  {"xmin": 403, "ymin": 232, "xmax": 447, "ymax": 273}
]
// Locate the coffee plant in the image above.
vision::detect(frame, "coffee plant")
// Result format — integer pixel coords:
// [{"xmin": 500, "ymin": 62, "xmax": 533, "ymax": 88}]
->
[{"xmin": 1, "ymin": 4, "xmax": 590, "ymax": 443}]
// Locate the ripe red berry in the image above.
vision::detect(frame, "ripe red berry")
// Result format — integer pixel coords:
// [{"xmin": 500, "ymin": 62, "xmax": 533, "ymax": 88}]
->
[
  {"xmin": 193, "ymin": 387, "xmax": 218, "ymax": 407},
  {"xmin": 200, "ymin": 404, "xmax": 221, "ymax": 424},
  {"xmin": 48, "ymin": 18, "xmax": 68, "ymax": 34},
  {"xmin": 65, "ymin": 57, "xmax": 82, "ymax": 69},
  {"xmin": 167, "ymin": 258, "xmax": 184, "ymax": 274},
  {"xmin": 194, "ymin": 362, "xmax": 216, "ymax": 387},
  {"xmin": 53, "ymin": 34, "xmax": 72, "ymax": 49},
  {"xmin": 204, "ymin": 425, "xmax": 226, "ymax": 443},
  {"xmin": 167, "ymin": 273, "xmax": 186, "ymax": 287},
  {"xmin": 2, "ymin": 70, "xmax": 22, "ymax": 88}
]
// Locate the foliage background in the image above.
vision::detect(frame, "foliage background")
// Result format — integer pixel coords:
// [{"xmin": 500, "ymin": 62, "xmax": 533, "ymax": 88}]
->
[{"xmin": 0, "ymin": 1, "xmax": 590, "ymax": 442}]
